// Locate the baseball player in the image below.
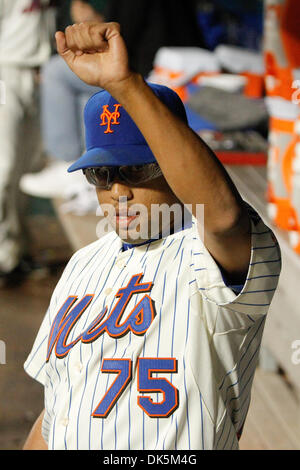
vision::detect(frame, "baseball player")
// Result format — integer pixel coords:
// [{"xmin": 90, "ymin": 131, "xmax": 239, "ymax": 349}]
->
[
  {"xmin": 0, "ymin": 0, "xmax": 56, "ymax": 283},
  {"xmin": 23, "ymin": 22, "xmax": 281, "ymax": 450}
]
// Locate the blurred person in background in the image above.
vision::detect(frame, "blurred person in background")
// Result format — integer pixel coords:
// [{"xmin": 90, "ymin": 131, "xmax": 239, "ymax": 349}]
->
[
  {"xmin": 20, "ymin": 0, "xmax": 107, "ymax": 199},
  {"xmin": 104, "ymin": 0, "xmax": 203, "ymax": 78},
  {"xmin": 0, "ymin": 0, "xmax": 56, "ymax": 286}
]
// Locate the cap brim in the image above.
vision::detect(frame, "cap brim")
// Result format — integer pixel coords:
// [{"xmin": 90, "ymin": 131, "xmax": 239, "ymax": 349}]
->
[{"xmin": 68, "ymin": 145, "xmax": 157, "ymax": 172}]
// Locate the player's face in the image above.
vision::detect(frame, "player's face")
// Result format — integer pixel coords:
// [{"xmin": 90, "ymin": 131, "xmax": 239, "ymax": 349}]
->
[{"xmin": 96, "ymin": 175, "xmax": 183, "ymax": 244}]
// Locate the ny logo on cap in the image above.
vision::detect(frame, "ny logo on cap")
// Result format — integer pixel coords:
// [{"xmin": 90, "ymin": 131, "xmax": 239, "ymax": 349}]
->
[{"xmin": 100, "ymin": 104, "xmax": 122, "ymax": 134}]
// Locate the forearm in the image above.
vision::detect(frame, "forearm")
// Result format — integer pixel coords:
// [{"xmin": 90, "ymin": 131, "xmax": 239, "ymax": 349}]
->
[
  {"xmin": 23, "ymin": 410, "xmax": 48, "ymax": 450},
  {"xmin": 108, "ymin": 74, "xmax": 248, "ymax": 234}
]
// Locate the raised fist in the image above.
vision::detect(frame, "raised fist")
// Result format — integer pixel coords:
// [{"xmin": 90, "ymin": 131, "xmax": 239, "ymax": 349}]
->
[{"xmin": 55, "ymin": 22, "xmax": 132, "ymax": 91}]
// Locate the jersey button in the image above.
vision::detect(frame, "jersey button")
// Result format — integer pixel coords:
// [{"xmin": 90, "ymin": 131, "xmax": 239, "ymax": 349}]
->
[
  {"xmin": 76, "ymin": 362, "xmax": 83, "ymax": 373},
  {"xmin": 61, "ymin": 418, "xmax": 69, "ymax": 427},
  {"xmin": 116, "ymin": 259, "xmax": 126, "ymax": 269},
  {"xmin": 104, "ymin": 287, "xmax": 113, "ymax": 296}
]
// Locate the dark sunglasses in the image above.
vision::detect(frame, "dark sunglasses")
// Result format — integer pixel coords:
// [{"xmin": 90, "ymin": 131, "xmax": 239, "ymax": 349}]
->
[{"xmin": 83, "ymin": 163, "xmax": 162, "ymax": 189}]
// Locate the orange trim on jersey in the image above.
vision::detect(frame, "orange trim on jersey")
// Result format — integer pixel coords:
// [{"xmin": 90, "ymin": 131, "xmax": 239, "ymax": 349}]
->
[
  {"xmin": 46, "ymin": 296, "xmax": 78, "ymax": 362},
  {"xmin": 55, "ymin": 295, "xmax": 95, "ymax": 359},
  {"xmin": 80, "ymin": 307, "xmax": 108, "ymax": 344},
  {"xmin": 137, "ymin": 358, "xmax": 179, "ymax": 418},
  {"xmin": 108, "ymin": 294, "xmax": 155, "ymax": 338},
  {"xmin": 110, "ymin": 273, "xmax": 153, "ymax": 321},
  {"xmin": 81, "ymin": 273, "xmax": 154, "ymax": 342},
  {"xmin": 92, "ymin": 358, "xmax": 132, "ymax": 419}
]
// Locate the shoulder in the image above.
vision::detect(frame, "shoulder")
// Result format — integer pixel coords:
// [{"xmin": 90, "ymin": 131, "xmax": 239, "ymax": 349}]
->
[{"xmin": 64, "ymin": 232, "xmax": 119, "ymax": 272}]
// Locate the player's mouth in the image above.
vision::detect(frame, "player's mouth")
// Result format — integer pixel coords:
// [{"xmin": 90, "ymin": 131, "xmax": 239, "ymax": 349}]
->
[{"xmin": 114, "ymin": 209, "xmax": 140, "ymax": 229}]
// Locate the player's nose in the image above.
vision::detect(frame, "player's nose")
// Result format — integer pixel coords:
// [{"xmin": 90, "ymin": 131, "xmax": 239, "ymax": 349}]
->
[{"xmin": 110, "ymin": 181, "xmax": 134, "ymax": 202}]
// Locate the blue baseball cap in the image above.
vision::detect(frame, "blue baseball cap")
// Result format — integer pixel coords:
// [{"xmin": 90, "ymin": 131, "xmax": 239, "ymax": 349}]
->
[{"xmin": 68, "ymin": 83, "xmax": 188, "ymax": 172}]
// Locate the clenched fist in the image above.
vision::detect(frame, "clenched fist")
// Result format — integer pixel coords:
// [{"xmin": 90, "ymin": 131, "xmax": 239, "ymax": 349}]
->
[{"xmin": 55, "ymin": 22, "xmax": 133, "ymax": 92}]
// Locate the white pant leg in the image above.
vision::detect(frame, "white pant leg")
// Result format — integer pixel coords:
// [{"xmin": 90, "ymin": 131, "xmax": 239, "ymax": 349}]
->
[{"xmin": 0, "ymin": 66, "xmax": 41, "ymax": 272}]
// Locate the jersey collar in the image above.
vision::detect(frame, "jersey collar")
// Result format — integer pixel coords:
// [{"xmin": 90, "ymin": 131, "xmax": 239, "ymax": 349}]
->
[{"xmin": 122, "ymin": 217, "xmax": 193, "ymax": 252}]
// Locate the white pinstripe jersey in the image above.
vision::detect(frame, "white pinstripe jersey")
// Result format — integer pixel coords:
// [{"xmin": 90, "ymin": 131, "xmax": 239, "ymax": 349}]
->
[{"xmin": 24, "ymin": 204, "xmax": 281, "ymax": 450}]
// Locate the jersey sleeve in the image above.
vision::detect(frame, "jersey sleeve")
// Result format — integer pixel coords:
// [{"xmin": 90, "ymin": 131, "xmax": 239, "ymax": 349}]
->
[
  {"xmin": 23, "ymin": 306, "xmax": 52, "ymax": 386},
  {"xmin": 191, "ymin": 203, "xmax": 281, "ymax": 322}
]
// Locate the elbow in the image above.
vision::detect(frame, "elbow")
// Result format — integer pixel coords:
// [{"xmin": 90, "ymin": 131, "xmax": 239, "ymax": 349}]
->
[{"xmin": 208, "ymin": 205, "xmax": 251, "ymax": 238}]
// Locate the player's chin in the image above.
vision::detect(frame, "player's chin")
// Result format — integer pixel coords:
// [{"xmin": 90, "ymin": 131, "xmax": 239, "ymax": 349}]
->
[{"xmin": 115, "ymin": 218, "xmax": 152, "ymax": 244}]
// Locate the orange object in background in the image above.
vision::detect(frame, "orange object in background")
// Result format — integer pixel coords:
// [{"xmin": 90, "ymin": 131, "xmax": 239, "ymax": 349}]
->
[
  {"xmin": 151, "ymin": 67, "xmax": 220, "ymax": 103},
  {"xmin": 264, "ymin": 0, "xmax": 300, "ymax": 101},
  {"xmin": 171, "ymin": 85, "xmax": 188, "ymax": 103},
  {"xmin": 264, "ymin": 0, "xmax": 300, "ymax": 243},
  {"xmin": 288, "ymin": 119, "xmax": 300, "ymax": 254},
  {"xmin": 240, "ymin": 72, "xmax": 265, "ymax": 99},
  {"xmin": 267, "ymin": 115, "xmax": 297, "ymax": 230},
  {"xmin": 265, "ymin": 52, "xmax": 295, "ymax": 101},
  {"xmin": 148, "ymin": 48, "xmax": 221, "ymax": 104},
  {"xmin": 282, "ymin": 120, "xmax": 300, "ymax": 193}
]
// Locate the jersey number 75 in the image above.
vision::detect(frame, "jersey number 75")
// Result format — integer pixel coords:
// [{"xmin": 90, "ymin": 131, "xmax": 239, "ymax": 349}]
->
[{"xmin": 92, "ymin": 358, "xmax": 179, "ymax": 418}]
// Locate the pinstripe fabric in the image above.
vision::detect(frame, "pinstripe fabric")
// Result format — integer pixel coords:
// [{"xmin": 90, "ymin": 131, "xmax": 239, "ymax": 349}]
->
[{"xmin": 24, "ymin": 205, "xmax": 281, "ymax": 450}]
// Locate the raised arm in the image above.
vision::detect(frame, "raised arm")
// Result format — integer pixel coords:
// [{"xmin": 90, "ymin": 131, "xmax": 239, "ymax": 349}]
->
[{"xmin": 56, "ymin": 22, "xmax": 251, "ymax": 283}]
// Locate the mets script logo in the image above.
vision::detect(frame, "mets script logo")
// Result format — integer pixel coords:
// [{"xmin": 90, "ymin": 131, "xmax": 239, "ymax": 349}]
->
[
  {"xmin": 46, "ymin": 274, "xmax": 155, "ymax": 360},
  {"xmin": 100, "ymin": 104, "xmax": 122, "ymax": 134}
]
